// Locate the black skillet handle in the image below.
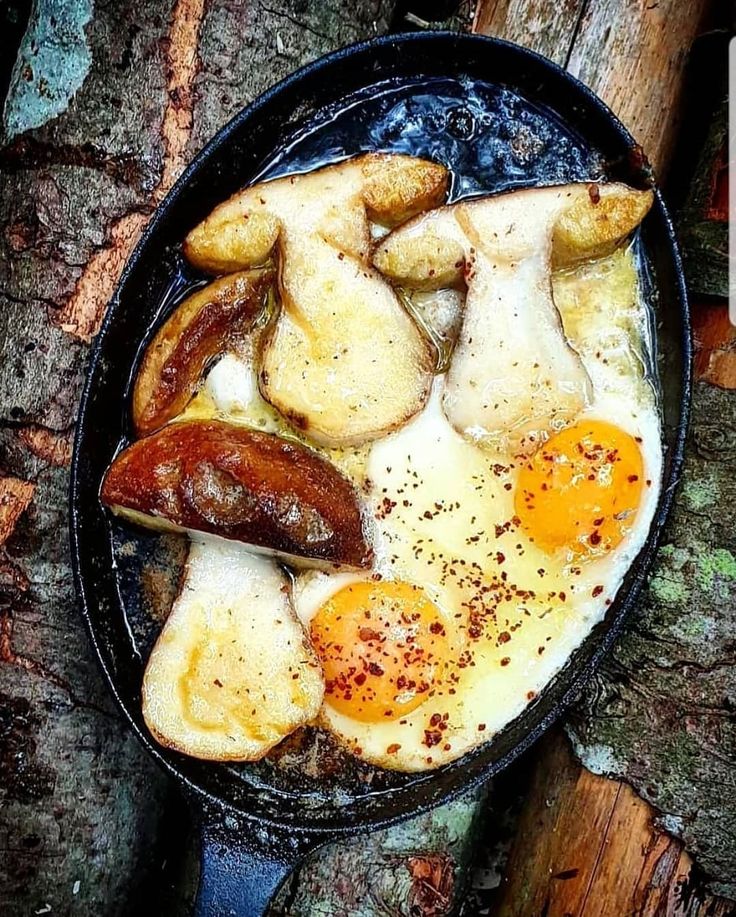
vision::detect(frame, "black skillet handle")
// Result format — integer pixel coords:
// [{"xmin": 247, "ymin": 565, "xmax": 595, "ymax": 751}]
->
[{"xmin": 194, "ymin": 798, "xmax": 325, "ymax": 917}]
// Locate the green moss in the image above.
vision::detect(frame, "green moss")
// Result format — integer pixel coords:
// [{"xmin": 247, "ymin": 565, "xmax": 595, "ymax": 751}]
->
[
  {"xmin": 649, "ymin": 570, "xmax": 689, "ymax": 606},
  {"xmin": 695, "ymin": 548, "xmax": 736, "ymax": 592},
  {"xmin": 663, "ymin": 731, "xmax": 701, "ymax": 783},
  {"xmin": 681, "ymin": 475, "xmax": 719, "ymax": 512},
  {"xmin": 671, "ymin": 614, "xmax": 713, "ymax": 642}
]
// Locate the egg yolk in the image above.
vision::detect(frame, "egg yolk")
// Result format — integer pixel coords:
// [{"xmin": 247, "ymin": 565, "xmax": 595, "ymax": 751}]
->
[
  {"xmin": 515, "ymin": 419, "xmax": 645, "ymax": 557},
  {"xmin": 310, "ymin": 581, "xmax": 450, "ymax": 723}
]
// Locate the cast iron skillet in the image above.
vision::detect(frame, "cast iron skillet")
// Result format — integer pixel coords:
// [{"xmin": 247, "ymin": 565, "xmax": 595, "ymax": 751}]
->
[{"xmin": 70, "ymin": 32, "xmax": 691, "ymax": 916}]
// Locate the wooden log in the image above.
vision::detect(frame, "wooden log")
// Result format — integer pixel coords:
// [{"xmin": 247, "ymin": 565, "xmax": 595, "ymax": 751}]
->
[
  {"xmin": 270, "ymin": 787, "xmax": 487, "ymax": 917},
  {"xmin": 473, "ymin": 0, "xmax": 585, "ymax": 66},
  {"xmin": 474, "ymin": 0, "xmax": 711, "ymax": 174},
  {"xmin": 694, "ymin": 303, "xmax": 736, "ymax": 390},
  {"xmin": 489, "ymin": 730, "xmax": 736, "ymax": 917}
]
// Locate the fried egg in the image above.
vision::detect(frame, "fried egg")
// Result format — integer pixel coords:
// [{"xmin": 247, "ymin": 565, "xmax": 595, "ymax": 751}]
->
[
  {"xmin": 290, "ymin": 246, "xmax": 662, "ymax": 771},
  {"xmin": 181, "ymin": 238, "xmax": 660, "ymax": 773}
]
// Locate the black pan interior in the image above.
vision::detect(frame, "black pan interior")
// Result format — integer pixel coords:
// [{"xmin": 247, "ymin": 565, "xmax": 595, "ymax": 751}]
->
[{"xmin": 70, "ymin": 33, "xmax": 690, "ymax": 834}]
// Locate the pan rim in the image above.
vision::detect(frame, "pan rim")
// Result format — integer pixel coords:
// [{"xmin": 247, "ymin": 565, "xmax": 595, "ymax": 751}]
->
[{"xmin": 69, "ymin": 30, "xmax": 692, "ymax": 835}]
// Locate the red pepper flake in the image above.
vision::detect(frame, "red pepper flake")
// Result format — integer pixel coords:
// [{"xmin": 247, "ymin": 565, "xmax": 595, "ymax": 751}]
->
[
  {"xmin": 213, "ymin": 679, "xmax": 223, "ymax": 687},
  {"xmin": 354, "ymin": 673, "xmax": 367, "ymax": 686},
  {"xmin": 477, "ymin": 723, "xmax": 486, "ymax": 732},
  {"xmin": 500, "ymin": 657, "xmax": 510, "ymax": 667},
  {"xmin": 359, "ymin": 627, "xmax": 381, "ymax": 642},
  {"xmin": 627, "ymin": 474, "xmax": 639, "ymax": 483},
  {"xmin": 589, "ymin": 530, "xmax": 602, "ymax": 546},
  {"xmin": 592, "ymin": 585, "xmax": 604, "ymax": 597},
  {"xmin": 429, "ymin": 713, "xmax": 442, "ymax": 727},
  {"xmin": 387, "ymin": 743, "xmax": 401, "ymax": 754},
  {"xmin": 368, "ymin": 662, "xmax": 384, "ymax": 677},
  {"xmin": 424, "ymin": 730, "xmax": 442, "ymax": 747},
  {"xmin": 498, "ymin": 631, "xmax": 511, "ymax": 644}
]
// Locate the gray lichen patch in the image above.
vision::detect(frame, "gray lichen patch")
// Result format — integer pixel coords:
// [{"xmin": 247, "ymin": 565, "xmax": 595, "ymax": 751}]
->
[{"xmin": 3, "ymin": 0, "xmax": 93, "ymax": 141}]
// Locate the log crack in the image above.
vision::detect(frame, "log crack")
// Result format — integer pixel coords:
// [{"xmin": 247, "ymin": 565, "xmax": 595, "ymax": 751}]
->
[
  {"xmin": 52, "ymin": 0, "xmax": 207, "ymax": 343},
  {"xmin": 0, "ymin": 476, "xmax": 35, "ymax": 546},
  {"xmin": 0, "ymin": 609, "xmax": 115, "ymax": 719}
]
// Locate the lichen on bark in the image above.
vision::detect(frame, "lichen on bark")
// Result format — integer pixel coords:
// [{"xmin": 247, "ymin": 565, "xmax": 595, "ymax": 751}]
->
[{"xmin": 567, "ymin": 381, "xmax": 736, "ymax": 899}]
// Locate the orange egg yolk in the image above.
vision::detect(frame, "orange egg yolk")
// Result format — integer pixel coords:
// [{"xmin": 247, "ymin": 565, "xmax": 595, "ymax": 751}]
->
[
  {"xmin": 515, "ymin": 419, "xmax": 645, "ymax": 557},
  {"xmin": 309, "ymin": 581, "xmax": 450, "ymax": 723}
]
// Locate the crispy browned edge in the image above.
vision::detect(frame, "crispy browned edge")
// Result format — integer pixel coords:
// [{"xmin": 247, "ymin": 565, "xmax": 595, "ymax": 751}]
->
[
  {"xmin": 101, "ymin": 419, "xmax": 372, "ymax": 569},
  {"xmin": 132, "ymin": 269, "xmax": 274, "ymax": 436}
]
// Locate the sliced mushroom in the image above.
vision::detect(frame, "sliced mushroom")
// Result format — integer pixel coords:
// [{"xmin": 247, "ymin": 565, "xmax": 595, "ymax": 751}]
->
[
  {"xmin": 183, "ymin": 154, "xmax": 449, "ymax": 447},
  {"xmin": 132, "ymin": 269, "xmax": 273, "ymax": 437},
  {"xmin": 374, "ymin": 183, "xmax": 653, "ymax": 454},
  {"xmin": 142, "ymin": 538, "xmax": 324, "ymax": 761},
  {"xmin": 101, "ymin": 419, "xmax": 372, "ymax": 569}
]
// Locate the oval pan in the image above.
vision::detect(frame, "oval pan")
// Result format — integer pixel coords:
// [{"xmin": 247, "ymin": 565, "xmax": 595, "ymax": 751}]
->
[{"xmin": 70, "ymin": 32, "xmax": 691, "ymax": 914}]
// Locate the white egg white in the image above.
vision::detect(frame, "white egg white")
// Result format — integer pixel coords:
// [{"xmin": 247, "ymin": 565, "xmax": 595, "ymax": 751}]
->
[
  {"xmin": 182, "ymin": 245, "xmax": 662, "ymax": 774},
  {"xmin": 292, "ymin": 245, "xmax": 663, "ymax": 772}
]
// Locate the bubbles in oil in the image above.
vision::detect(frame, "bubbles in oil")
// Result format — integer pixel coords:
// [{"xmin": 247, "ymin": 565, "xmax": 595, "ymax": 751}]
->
[{"xmin": 257, "ymin": 77, "xmax": 606, "ymax": 200}]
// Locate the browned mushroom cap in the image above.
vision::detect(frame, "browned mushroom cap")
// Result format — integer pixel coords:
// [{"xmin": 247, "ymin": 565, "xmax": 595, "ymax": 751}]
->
[
  {"xmin": 182, "ymin": 154, "xmax": 449, "ymax": 274},
  {"xmin": 132, "ymin": 269, "xmax": 274, "ymax": 437},
  {"xmin": 359, "ymin": 153, "xmax": 449, "ymax": 227},
  {"xmin": 101, "ymin": 420, "xmax": 372, "ymax": 569}
]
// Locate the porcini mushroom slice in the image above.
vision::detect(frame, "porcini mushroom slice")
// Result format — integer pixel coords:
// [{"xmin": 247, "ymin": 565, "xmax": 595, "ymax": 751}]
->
[
  {"xmin": 183, "ymin": 154, "xmax": 449, "ymax": 447},
  {"xmin": 374, "ymin": 183, "xmax": 653, "ymax": 454},
  {"xmin": 142, "ymin": 538, "xmax": 324, "ymax": 761},
  {"xmin": 101, "ymin": 419, "xmax": 372, "ymax": 569},
  {"xmin": 133, "ymin": 269, "xmax": 274, "ymax": 437}
]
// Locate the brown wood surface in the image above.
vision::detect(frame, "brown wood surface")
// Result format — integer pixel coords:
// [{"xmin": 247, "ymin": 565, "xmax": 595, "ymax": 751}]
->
[
  {"xmin": 489, "ymin": 731, "xmax": 735, "ymax": 917},
  {"xmin": 474, "ymin": 0, "xmax": 711, "ymax": 174},
  {"xmin": 473, "ymin": 0, "xmax": 586, "ymax": 66}
]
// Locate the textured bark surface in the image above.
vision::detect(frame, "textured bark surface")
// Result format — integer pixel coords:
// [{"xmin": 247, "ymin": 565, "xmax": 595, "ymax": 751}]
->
[
  {"xmin": 566, "ymin": 376, "xmax": 736, "ymax": 901},
  {"xmin": 270, "ymin": 787, "xmax": 486, "ymax": 917}
]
